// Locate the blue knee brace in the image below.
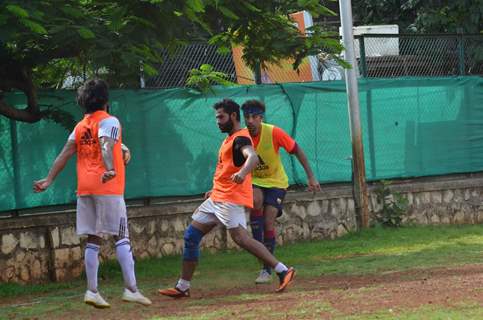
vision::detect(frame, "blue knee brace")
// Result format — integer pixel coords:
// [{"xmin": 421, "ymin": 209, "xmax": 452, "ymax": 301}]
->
[{"xmin": 183, "ymin": 225, "xmax": 204, "ymax": 261}]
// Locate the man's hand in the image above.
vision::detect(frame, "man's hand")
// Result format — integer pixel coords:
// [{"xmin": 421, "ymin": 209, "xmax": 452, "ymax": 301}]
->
[
  {"xmin": 33, "ymin": 178, "xmax": 52, "ymax": 193},
  {"xmin": 32, "ymin": 139, "xmax": 76, "ymax": 194},
  {"xmin": 204, "ymin": 190, "xmax": 212, "ymax": 199},
  {"xmin": 231, "ymin": 171, "xmax": 246, "ymax": 184},
  {"xmin": 102, "ymin": 170, "xmax": 116, "ymax": 183},
  {"xmin": 121, "ymin": 144, "xmax": 131, "ymax": 165},
  {"xmin": 307, "ymin": 176, "xmax": 321, "ymax": 193}
]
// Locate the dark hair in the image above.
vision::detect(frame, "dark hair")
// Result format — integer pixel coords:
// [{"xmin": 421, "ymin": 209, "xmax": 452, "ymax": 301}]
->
[
  {"xmin": 76, "ymin": 79, "xmax": 109, "ymax": 113},
  {"xmin": 241, "ymin": 99, "xmax": 266, "ymax": 114},
  {"xmin": 213, "ymin": 98, "xmax": 240, "ymax": 121}
]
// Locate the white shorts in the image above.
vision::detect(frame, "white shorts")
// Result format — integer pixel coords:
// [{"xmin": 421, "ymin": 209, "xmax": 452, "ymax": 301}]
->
[
  {"xmin": 76, "ymin": 195, "xmax": 128, "ymax": 237},
  {"xmin": 192, "ymin": 198, "xmax": 248, "ymax": 229}
]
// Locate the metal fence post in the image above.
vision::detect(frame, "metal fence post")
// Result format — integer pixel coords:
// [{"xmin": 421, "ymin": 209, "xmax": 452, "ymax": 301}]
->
[
  {"xmin": 366, "ymin": 88, "xmax": 376, "ymax": 178},
  {"xmin": 458, "ymin": 34, "xmax": 465, "ymax": 75},
  {"xmin": 10, "ymin": 119, "xmax": 20, "ymax": 216},
  {"xmin": 339, "ymin": 0, "xmax": 370, "ymax": 229},
  {"xmin": 139, "ymin": 61, "xmax": 146, "ymax": 88},
  {"xmin": 359, "ymin": 35, "xmax": 368, "ymax": 78}
]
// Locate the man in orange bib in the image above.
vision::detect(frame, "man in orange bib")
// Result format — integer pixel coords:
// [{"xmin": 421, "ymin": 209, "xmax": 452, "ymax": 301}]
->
[
  {"xmin": 241, "ymin": 99, "xmax": 321, "ymax": 284},
  {"xmin": 158, "ymin": 99, "xmax": 295, "ymax": 298},
  {"xmin": 33, "ymin": 79, "xmax": 150, "ymax": 308}
]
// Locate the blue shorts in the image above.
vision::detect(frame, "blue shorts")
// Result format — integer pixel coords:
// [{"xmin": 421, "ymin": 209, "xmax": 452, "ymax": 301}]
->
[{"xmin": 255, "ymin": 186, "xmax": 287, "ymax": 217}]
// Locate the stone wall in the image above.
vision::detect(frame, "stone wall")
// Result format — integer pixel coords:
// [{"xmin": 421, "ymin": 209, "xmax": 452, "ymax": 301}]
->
[{"xmin": 1, "ymin": 174, "xmax": 482, "ymax": 283}]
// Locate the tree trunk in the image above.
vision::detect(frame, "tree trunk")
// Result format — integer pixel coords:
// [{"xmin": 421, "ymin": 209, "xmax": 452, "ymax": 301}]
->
[{"xmin": 0, "ymin": 67, "xmax": 42, "ymax": 123}]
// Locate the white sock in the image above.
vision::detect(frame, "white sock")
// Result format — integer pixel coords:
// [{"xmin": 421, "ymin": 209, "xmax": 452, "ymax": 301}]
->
[
  {"xmin": 85, "ymin": 243, "xmax": 100, "ymax": 292},
  {"xmin": 274, "ymin": 262, "xmax": 288, "ymax": 274},
  {"xmin": 176, "ymin": 278, "xmax": 190, "ymax": 291},
  {"xmin": 115, "ymin": 238, "xmax": 137, "ymax": 292}
]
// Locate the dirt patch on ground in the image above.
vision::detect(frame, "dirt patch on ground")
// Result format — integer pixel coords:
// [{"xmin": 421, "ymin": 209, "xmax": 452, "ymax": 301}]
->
[{"xmin": 4, "ymin": 264, "xmax": 483, "ymax": 319}]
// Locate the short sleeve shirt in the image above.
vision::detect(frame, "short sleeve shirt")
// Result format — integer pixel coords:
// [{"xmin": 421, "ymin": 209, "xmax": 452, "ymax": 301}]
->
[
  {"xmin": 68, "ymin": 116, "xmax": 121, "ymax": 141},
  {"xmin": 252, "ymin": 126, "xmax": 296, "ymax": 153}
]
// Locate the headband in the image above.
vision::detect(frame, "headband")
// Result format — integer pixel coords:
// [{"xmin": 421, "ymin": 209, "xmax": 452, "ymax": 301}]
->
[{"xmin": 242, "ymin": 106, "xmax": 264, "ymax": 116}]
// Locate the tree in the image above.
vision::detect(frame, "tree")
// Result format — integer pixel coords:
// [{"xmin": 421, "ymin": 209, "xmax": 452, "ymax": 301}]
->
[
  {"xmin": 352, "ymin": 0, "xmax": 413, "ymax": 29},
  {"xmin": 206, "ymin": 1, "xmax": 344, "ymax": 83},
  {"xmin": 410, "ymin": 0, "xmax": 482, "ymax": 34},
  {"xmin": 0, "ymin": 0, "xmax": 200, "ymax": 123},
  {"xmin": 352, "ymin": 0, "xmax": 482, "ymax": 33},
  {"xmin": 0, "ymin": 0, "xmax": 342, "ymax": 124}
]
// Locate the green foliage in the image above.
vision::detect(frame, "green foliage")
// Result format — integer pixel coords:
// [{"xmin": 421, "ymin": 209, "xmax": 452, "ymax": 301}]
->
[
  {"xmin": 352, "ymin": 0, "xmax": 482, "ymax": 34},
  {"xmin": 77, "ymin": 26, "xmax": 95, "ymax": 39},
  {"xmin": 0, "ymin": 1, "xmax": 342, "ymax": 89},
  {"xmin": 208, "ymin": 2, "xmax": 343, "ymax": 72},
  {"xmin": 373, "ymin": 180, "xmax": 409, "ymax": 228},
  {"xmin": 411, "ymin": 0, "xmax": 482, "ymax": 33},
  {"xmin": 41, "ymin": 106, "xmax": 77, "ymax": 131},
  {"xmin": 0, "ymin": 0, "xmax": 203, "ymax": 90},
  {"xmin": 186, "ymin": 64, "xmax": 237, "ymax": 93},
  {"xmin": 0, "ymin": 0, "xmax": 343, "ymax": 124},
  {"xmin": 5, "ymin": 4, "xmax": 30, "ymax": 19}
]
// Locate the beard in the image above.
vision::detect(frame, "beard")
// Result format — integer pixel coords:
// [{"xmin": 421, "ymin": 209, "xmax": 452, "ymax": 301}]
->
[
  {"xmin": 247, "ymin": 124, "xmax": 261, "ymax": 136},
  {"xmin": 219, "ymin": 119, "xmax": 234, "ymax": 133},
  {"xmin": 247, "ymin": 125, "xmax": 256, "ymax": 135}
]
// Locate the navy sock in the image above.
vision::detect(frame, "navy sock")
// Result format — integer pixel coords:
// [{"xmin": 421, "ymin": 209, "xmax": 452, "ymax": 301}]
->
[
  {"xmin": 263, "ymin": 230, "xmax": 276, "ymax": 274},
  {"xmin": 250, "ymin": 210, "xmax": 264, "ymax": 244}
]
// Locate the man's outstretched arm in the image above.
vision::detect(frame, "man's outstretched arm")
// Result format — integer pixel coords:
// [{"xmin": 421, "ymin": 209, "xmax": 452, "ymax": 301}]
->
[
  {"xmin": 293, "ymin": 145, "xmax": 321, "ymax": 192},
  {"xmin": 33, "ymin": 140, "xmax": 76, "ymax": 192}
]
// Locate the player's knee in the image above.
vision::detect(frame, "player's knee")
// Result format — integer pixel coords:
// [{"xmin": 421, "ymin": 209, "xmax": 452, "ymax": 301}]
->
[
  {"xmin": 253, "ymin": 189, "xmax": 264, "ymax": 209},
  {"xmin": 254, "ymin": 196, "xmax": 264, "ymax": 210},
  {"xmin": 87, "ymin": 234, "xmax": 102, "ymax": 245},
  {"xmin": 183, "ymin": 225, "xmax": 204, "ymax": 261},
  {"xmin": 113, "ymin": 235, "xmax": 130, "ymax": 242}
]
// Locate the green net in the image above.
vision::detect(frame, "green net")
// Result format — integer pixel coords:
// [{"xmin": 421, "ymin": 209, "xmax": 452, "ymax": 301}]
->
[{"xmin": 1, "ymin": 76, "xmax": 482, "ymax": 211}]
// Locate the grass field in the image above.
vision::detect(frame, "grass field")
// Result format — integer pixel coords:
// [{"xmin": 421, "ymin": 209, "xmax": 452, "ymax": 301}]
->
[{"xmin": 1, "ymin": 224, "xmax": 482, "ymax": 319}]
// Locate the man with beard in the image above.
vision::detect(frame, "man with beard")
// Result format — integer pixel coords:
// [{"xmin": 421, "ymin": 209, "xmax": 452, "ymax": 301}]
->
[
  {"xmin": 158, "ymin": 99, "xmax": 295, "ymax": 298},
  {"xmin": 241, "ymin": 99, "xmax": 321, "ymax": 284}
]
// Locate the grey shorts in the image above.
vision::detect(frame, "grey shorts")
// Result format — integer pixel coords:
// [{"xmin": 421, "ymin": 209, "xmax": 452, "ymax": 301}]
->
[
  {"xmin": 76, "ymin": 195, "xmax": 128, "ymax": 237},
  {"xmin": 192, "ymin": 198, "xmax": 248, "ymax": 229}
]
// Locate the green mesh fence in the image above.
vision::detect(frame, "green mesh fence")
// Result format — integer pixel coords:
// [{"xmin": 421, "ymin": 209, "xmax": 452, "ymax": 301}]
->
[{"xmin": 1, "ymin": 76, "xmax": 482, "ymax": 212}]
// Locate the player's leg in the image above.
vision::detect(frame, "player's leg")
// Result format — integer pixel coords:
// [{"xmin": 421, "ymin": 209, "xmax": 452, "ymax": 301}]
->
[
  {"xmin": 249, "ymin": 187, "xmax": 265, "ymax": 244},
  {"xmin": 77, "ymin": 196, "xmax": 110, "ymax": 308},
  {"xmin": 159, "ymin": 199, "xmax": 218, "ymax": 298},
  {"xmin": 85, "ymin": 234, "xmax": 102, "ymax": 293},
  {"xmin": 97, "ymin": 196, "xmax": 151, "ymax": 305},
  {"xmin": 180, "ymin": 220, "xmax": 216, "ymax": 282},
  {"xmin": 83, "ymin": 234, "xmax": 111, "ymax": 308},
  {"xmin": 230, "ymin": 225, "xmax": 277, "ymax": 267},
  {"xmin": 249, "ymin": 187, "xmax": 272, "ymax": 283},
  {"xmin": 229, "ymin": 225, "xmax": 295, "ymax": 292},
  {"xmin": 113, "ymin": 234, "xmax": 151, "ymax": 305},
  {"xmin": 258, "ymin": 188, "xmax": 286, "ymax": 281},
  {"xmin": 252, "ymin": 205, "xmax": 278, "ymax": 283},
  {"xmin": 262, "ymin": 205, "xmax": 279, "ymax": 273},
  {"xmin": 217, "ymin": 202, "xmax": 295, "ymax": 292}
]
